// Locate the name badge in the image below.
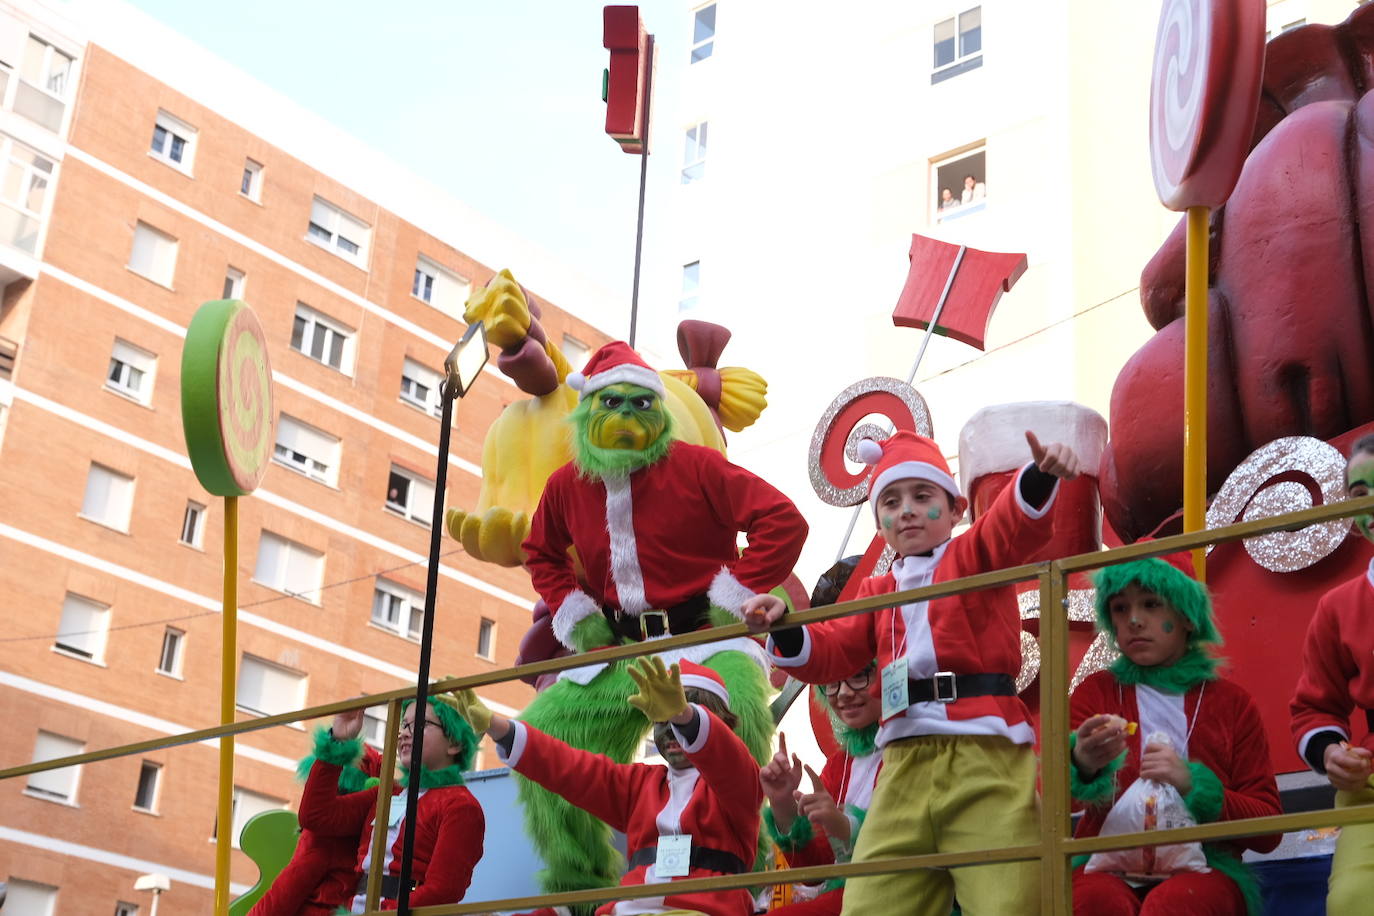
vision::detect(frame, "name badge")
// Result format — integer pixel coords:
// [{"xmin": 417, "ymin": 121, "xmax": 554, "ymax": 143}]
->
[
  {"xmin": 388, "ymin": 795, "xmax": 408, "ymax": 828},
  {"xmin": 881, "ymin": 657, "xmax": 909, "ymax": 720},
  {"xmin": 656, "ymin": 833, "xmax": 692, "ymax": 877}
]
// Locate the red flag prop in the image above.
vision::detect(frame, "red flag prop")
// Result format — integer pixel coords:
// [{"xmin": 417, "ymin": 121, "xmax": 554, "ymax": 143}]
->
[{"xmin": 891, "ymin": 234, "xmax": 1028, "ymax": 351}]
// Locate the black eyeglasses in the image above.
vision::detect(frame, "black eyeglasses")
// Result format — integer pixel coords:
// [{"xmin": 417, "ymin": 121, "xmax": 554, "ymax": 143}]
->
[
  {"xmin": 822, "ymin": 668, "xmax": 874, "ymax": 696},
  {"xmin": 400, "ymin": 718, "xmax": 444, "ymax": 735}
]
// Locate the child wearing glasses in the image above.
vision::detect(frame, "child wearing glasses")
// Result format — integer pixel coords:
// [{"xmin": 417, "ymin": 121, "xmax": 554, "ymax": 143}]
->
[
  {"xmin": 295, "ymin": 694, "xmax": 484, "ymax": 913},
  {"xmin": 745, "ymin": 429, "xmax": 1082, "ymax": 915},
  {"xmin": 762, "ymin": 661, "xmax": 881, "ymax": 916},
  {"xmin": 1290, "ymin": 433, "xmax": 1374, "ymax": 914}
]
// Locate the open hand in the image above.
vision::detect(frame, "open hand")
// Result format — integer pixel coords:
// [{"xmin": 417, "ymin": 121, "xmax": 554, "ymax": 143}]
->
[
  {"xmin": 1026, "ymin": 430, "xmax": 1081, "ymax": 480},
  {"xmin": 331, "ymin": 707, "xmax": 365, "ymax": 741}
]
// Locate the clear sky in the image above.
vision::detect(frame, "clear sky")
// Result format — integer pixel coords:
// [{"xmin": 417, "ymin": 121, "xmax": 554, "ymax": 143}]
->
[{"xmin": 123, "ymin": 0, "xmax": 689, "ymax": 327}]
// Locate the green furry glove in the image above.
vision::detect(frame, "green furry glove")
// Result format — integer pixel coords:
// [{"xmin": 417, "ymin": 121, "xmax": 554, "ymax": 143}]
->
[{"xmin": 570, "ymin": 613, "xmax": 615, "ymax": 653}]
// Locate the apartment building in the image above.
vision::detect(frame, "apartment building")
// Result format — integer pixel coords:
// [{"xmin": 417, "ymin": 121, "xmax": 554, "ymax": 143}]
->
[{"xmin": 0, "ymin": 2, "xmax": 610, "ymax": 913}]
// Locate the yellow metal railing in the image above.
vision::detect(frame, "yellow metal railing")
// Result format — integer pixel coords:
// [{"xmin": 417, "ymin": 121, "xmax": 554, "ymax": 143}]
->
[{"xmin": 6, "ymin": 494, "xmax": 1374, "ymax": 915}]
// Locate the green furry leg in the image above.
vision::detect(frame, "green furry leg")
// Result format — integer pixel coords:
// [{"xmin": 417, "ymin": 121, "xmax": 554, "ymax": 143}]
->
[{"xmin": 516, "ymin": 662, "xmax": 649, "ymax": 913}]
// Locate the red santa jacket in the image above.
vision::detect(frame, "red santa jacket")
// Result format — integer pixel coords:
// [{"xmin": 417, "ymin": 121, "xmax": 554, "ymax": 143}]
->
[
  {"xmin": 297, "ymin": 759, "xmax": 483, "ymax": 912},
  {"xmin": 1070, "ymin": 671, "xmax": 1281, "ymax": 859},
  {"xmin": 524, "ymin": 441, "xmax": 807, "ymax": 647},
  {"xmin": 500, "ymin": 705, "xmax": 762, "ymax": 916},
  {"xmin": 769, "ymin": 465, "xmax": 1055, "ymax": 746},
  {"xmin": 1290, "ymin": 563, "xmax": 1374, "ymax": 770}
]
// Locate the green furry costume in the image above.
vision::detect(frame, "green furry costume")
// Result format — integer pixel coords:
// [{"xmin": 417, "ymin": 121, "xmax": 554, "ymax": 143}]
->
[{"xmin": 516, "ymin": 366, "xmax": 801, "ymax": 912}]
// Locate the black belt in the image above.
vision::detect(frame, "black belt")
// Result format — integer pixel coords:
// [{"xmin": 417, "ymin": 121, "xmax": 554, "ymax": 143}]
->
[
  {"xmin": 1367, "ymin": 709, "xmax": 1373, "ymax": 732},
  {"xmin": 628, "ymin": 843, "xmax": 749, "ymax": 875},
  {"xmin": 356, "ymin": 874, "xmax": 417, "ymax": 900},
  {"xmin": 907, "ymin": 672, "xmax": 1017, "ymax": 704},
  {"xmin": 606, "ymin": 593, "xmax": 712, "ymax": 642}
]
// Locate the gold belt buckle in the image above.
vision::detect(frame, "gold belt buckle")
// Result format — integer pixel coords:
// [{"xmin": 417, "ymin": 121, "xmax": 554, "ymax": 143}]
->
[{"xmin": 640, "ymin": 610, "xmax": 669, "ymax": 639}]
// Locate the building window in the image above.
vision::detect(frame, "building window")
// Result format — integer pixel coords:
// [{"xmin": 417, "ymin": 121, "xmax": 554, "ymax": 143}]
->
[
  {"xmin": 306, "ymin": 196, "xmax": 370, "ymax": 264},
  {"xmin": 180, "ymin": 501, "xmax": 205, "ymax": 548},
  {"xmin": 679, "ymin": 261, "xmax": 701, "ymax": 313},
  {"xmin": 561, "ymin": 334, "xmax": 590, "ymax": 372},
  {"xmin": 4, "ymin": 879, "xmax": 58, "ymax": 915},
  {"xmin": 386, "ymin": 465, "xmax": 436, "ymax": 525},
  {"xmin": 411, "ymin": 255, "xmax": 470, "ymax": 317},
  {"xmin": 222, "ymin": 266, "xmax": 245, "ymax": 300},
  {"xmin": 253, "ymin": 531, "xmax": 325, "ymax": 602},
  {"xmin": 240, "ymin": 158, "xmax": 263, "ymax": 200},
  {"xmin": 149, "ymin": 110, "xmax": 196, "ymax": 173},
  {"xmin": 691, "ymin": 4, "xmax": 716, "ymax": 63},
  {"xmin": 55, "ymin": 593, "xmax": 110, "ymax": 662},
  {"xmin": 372, "ymin": 579, "xmax": 424, "ymax": 641},
  {"xmin": 0, "ymin": 136, "xmax": 53, "ymax": 254},
  {"xmin": 215, "ymin": 786, "xmax": 287, "ymax": 848},
  {"xmin": 15, "ymin": 34, "xmax": 73, "ymax": 131},
  {"xmin": 26, "ymin": 731, "xmax": 83, "ymax": 803},
  {"xmin": 933, "ymin": 146, "xmax": 987, "ymax": 223},
  {"xmin": 236, "ymin": 654, "xmax": 307, "ymax": 718},
  {"xmin": 682, "ymin": 122, "xmax": 707, "ymax": 183},
  {"xmin": 157, "ymin": 626, "xmax": 184, "ymax": 676},
  {"xmin": 290, "ymin": 303, "xmax": 353, "ymax": 373},
  {"xmin": 81, "ymin": 463, "xmax": 135, "ymax": 531},
  {"xmin": 361, "ymin": 705, "xmax": 387, "ymax": 748},
  {"xmin": 106, "ymin": 338, "xmax": 156, "ymax": 403},
  {"xmin": 477, "ymin": 617, "xmax": 495, "ymax": 660},
  {"xmin": 132, "ymin": 760, "xmax": 161, "ymax": 812},
  {"xmin": 128, "ymin": 221, "xmax": 178, "ymax": 287},
  {"xmin": 932, "ymin": 7, "xmax": 982, "ymax": 83},
  {"xmin": 273, "ymin": 415, "xmax": 340, "ymax": 486},
  {"xmin": 115, "ymin": 903, "xmax": 140, "ymax": 916},
  {"xmin": 400, "ymin": 357, "xmax": 442, "ymax": 416}
]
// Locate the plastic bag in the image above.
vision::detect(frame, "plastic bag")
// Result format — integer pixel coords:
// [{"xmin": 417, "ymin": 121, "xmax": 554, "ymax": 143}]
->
[{"xmin": 1083, "ymin": 731, "xmax": 1209, "ymax": 880}]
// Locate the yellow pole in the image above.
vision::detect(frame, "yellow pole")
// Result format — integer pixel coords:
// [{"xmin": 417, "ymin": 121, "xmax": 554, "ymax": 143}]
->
[
  {"xmin": 1184, "ymin": 206, "xmax": 1209, "ymax": 580},
  {"xmin": 214, "ymin": 496, "xmax": 238, "ymax": 914}
]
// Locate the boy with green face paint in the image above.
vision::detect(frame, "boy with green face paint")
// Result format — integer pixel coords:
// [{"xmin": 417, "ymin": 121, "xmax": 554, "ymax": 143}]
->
[{"xmin": 1290, "ymin": 433, "xmax": 1374, "ymax": 914}]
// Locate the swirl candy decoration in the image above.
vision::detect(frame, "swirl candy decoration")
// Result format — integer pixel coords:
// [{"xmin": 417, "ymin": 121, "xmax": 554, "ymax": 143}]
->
[
  {"xmin": 1149, "ymin": 0, "xmax": 1265, "ymax": 210},
  {"xmin": 808, "ymin": 377, "xmax": 934, "ymax": 507},
  {"xmin": 182, "ymin": 300, "xmax": 275, "ymax": 496}
]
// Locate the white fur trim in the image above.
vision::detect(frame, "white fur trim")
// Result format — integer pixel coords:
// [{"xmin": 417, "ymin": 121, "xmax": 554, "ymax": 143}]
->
[
  {"xmin": 957, "ymin": 400, "xmax": 1107, "ymax": 490},
  {"xmin": 497, "ymin": 720, "xmax": 530, "ymax": 767},
  {"xmin": 673, "ymin": 704, "xmax": 712, "ymax": 754},
  {"xmin": 566, "ymin": 371, "xmax": 586, "ymax": 390},
  {"xmin": 767, "ymin": 627, "xmax": 813, "ymax": 668},
  {"xmin": 869, "ymin": 461, "xmax": 961, "ymax": 520},
  {"xmin": 577, "ymin": 365, "xmax": 664, "ymax": 399},
  {"xmin": 856, "ymin": 438, "xmax": 884, "ymax": 465},
  {"xmin": 707, "ymin": 566, "xmax": 757, "ymax": 617},
  {"xmin": 1299, "ymin": 726, "xmax": 1349, "ymax": 772},
  {"xmin": 1012, "ymin": 463, "xmax": 1058, "ymax": 520},
  {"xmin": 604, "ymin": 475, "xmax": 649, "ymax": 613},
  {"xmin": 552, "ymin": 589, "xmax": 603, "ymax": 649},
  {"xmin": 679, "ymin": 673, "xmax": 730, "ymax": 706}
]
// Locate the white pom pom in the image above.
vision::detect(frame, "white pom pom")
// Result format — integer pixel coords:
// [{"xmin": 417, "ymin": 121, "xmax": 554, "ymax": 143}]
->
[
  {"xmin": 566, "ymin": 371, "xmax": 585, "ymax": 391},
  {"xmin": 856, "ymin": 438, "xmax": 884, "ymax": 465}
]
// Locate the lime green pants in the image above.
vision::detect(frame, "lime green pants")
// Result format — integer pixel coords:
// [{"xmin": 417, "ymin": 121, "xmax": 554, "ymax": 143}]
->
[
  {"xmin": 838, "ymin": 733, "xmax": 1041, "ymax": 916},
  {"xmin": 1329, "ymin": 782, "xmax": 1374, "ymax": 914}
]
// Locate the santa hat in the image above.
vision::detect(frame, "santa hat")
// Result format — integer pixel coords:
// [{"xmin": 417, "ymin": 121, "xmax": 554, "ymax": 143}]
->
[
  {"xmin": 857, "ymin": 431, "xmax": 960, "ymax": 518},
  {"xmin": 1092, "ymin": 550, "xmax": 1221, "ymax": 648},
  {"xmin": 566, "ymin": 340, "xmax": 665, "ymax": 400},
  {"xmin": 676, "ymin": 659, "xmax": 731, "ymax": 708}
]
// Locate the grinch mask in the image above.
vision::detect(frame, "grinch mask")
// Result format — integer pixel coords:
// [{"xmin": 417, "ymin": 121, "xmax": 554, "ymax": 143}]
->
[
  {"xmin": 1347, "ymin": 451, "xmax": 1374, "ymax": 541},
  {"xmin": 570, "ymin": 382, "xmax": 674, "ymax": 477}
]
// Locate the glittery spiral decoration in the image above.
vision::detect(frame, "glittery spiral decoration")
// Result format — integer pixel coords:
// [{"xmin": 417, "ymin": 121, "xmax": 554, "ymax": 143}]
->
[
  {"xmin": 219, "ymin": 309, "xmax": 273, "ymax": 492},
  {"xmin": 1017, "ymin": 587, "xmax": 1098, "ymax": 623},
  {"xmin": 808, "ymin": 378, "xmax": 934, "ymax": 507},
  {"xmin": 1071, "ymin": 632, "xmax": 1120, "ymax": 694},
  {"xmin": 1149, "ymin": 0, "xmax": 1209, "ymax": 203},
  {"xmin": 1014, "ymin": 587, "xmax": 1104, "ymax": 694},
  {"xmin": 1016, "ymin": 629, "xmax": 1040, "ymax": 694},
  {"xmin": 1205, "ymin": 436, "xmax": 1349, "ymax": 573}
]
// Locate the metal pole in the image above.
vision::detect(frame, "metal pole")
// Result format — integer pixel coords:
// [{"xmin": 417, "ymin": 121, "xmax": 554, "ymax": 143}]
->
[
  {"xmin": 213, "ymin": 495, "xmax": 238, "ymax": 914},
  {"xmin": 1184, "ymin": 207, "xmax": 1209, "ymax": 579},
  {"xmin": 395, "ymin": 382, "xmax": 460, "ymax": 914},
  {"xmin": 628, "ymin": 34, "xmax": 654, "ymax": 347}
]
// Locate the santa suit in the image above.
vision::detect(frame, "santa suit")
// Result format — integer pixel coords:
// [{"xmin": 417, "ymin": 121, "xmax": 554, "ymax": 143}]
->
[
  {"xmin": 1070, "ymin": 672, "xmax": 1281, "ymax": 915},
  {"xmin": 770, "ymin": 744, "xmax": 882, "ymax": 916},
  {"xmin": 297, "ymin": 757, "xmax": 483, "ymax": 913},
  {"xmin": 498, "ymin": 705, "xmax": 761, "ymax": 916},
  {"xmin": 524, "ymin": 441, "xmax": 807, "ymax": 677},
  {"xmin": 1289, "ymin": 560, "xmax": 1374, "ymax": 914}
]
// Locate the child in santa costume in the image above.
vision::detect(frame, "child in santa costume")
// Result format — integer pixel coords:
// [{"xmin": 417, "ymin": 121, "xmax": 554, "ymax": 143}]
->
[
  {"xmin": 762, "ymin": 662, "xmax": 881, "ymax": 916},
  {"xmin": 518, "ymin": 340, "xmax": 806, "ymax": 905},
  {"xmin": 1290, "ymin": 433, "xmax": 1374, "ymax": 914},
  {"xmin": 296, "ymin": 693, "xmax": 483, "ymax": 914},
  {"xmin": 454, "ymin": 657, "xmax": 762, "ymax": 916},
  {"xmin": 744, "ymin": 427, "xmax": 1081, "ymax": 915},
  {"xmin": 249, "ymin": 744, "xmax": 385, "ymax": 915},
  {"xmin": 1071, "ymin": 551, "xmax": 1281, "ymax": 914}
]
